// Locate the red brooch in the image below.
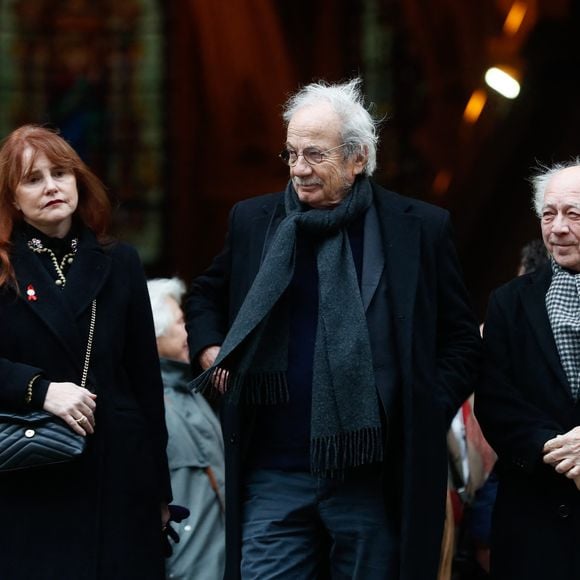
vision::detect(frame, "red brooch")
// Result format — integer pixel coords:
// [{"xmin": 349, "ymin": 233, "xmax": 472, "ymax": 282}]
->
[{"xmin": 26, "ymin": 284, "xmax": 37, "ymax": 301}]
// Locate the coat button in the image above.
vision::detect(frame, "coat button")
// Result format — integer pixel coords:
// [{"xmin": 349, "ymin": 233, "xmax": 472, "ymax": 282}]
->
[
  {"xmin": 229, "ymin": 433, "xmax": 237, "ymax": 444},
  {"xmin": 557, "ymin": 504, "xmax": 570, "ymax": 518}
]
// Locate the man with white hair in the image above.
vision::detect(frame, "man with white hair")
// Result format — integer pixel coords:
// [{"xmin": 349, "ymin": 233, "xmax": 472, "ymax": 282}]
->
[
  {"xmin": 476, "ymin": 159, "xmax": 580, "ymax": 580},
  {"xmin": 186, "ymin": 78, "xmax": 481, "ymax": 579},
  {"xmin": 147, "ymin": 277, "xmax": 225, "ymax": 580}
]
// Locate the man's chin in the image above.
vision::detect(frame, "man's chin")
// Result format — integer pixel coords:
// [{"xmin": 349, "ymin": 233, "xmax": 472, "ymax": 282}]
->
[
  {"xmin": 297, "ymin": 188, "xmax": 320, "ymax": 203},
  {"xmin": 554, "ymin": 253, "xmax": 580, "ymax": 271}
]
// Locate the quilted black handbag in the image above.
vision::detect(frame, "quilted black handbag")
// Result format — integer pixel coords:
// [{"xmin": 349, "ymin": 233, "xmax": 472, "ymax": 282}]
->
[
  {"xmin": 0, "ymin": 410, "xmax": 86, "ymax": 471},
  {"xmin": 0, "ymin": 300, "xmax": 96, "ymax": 472}
]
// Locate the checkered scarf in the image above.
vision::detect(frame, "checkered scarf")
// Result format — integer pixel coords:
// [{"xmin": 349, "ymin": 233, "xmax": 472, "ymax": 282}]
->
[{"xmin": 546, "ymin": 258, "xmax": 580, "ymax": 399}]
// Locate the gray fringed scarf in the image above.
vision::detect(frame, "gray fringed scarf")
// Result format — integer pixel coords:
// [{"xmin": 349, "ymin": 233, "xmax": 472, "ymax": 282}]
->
[{"xmin": 192, "ymin": 177, "xmax": 383, "ymax": 474}]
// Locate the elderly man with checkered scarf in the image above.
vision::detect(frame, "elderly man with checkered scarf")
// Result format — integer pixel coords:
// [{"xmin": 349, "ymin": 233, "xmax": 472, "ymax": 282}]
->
[{"xmin": 477, "ymin": 158, "xmax": 580, "ymax": 580}]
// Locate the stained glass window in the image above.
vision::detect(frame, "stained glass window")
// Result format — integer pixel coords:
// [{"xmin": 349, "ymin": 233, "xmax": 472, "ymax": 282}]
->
[{"xmin": 0, "ymin": 0, "xmax": 165, "ymax": 264}]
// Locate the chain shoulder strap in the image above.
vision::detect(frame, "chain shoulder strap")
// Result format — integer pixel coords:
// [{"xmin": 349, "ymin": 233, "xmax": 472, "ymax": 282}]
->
[{"xmin": 80, "ymin": 299, "xmax": 97, "ymax": 389}]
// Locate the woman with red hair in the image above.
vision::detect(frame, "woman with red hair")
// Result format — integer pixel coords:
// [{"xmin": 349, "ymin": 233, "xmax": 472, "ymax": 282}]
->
[{"xmin": 0, "ymin": 125, "xmax": 171, "ymax": 579}]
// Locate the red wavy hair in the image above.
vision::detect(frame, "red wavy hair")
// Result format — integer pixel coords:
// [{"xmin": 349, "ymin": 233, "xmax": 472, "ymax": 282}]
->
[{"xmin": 0, "ymin": 125, "xmax": 112, "ymax": 287}]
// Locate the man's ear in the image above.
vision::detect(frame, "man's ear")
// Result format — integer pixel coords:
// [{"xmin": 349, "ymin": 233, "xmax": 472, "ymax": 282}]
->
[{"xmin": 353, "ymin": 145, "xmax": 368, "ymax": 175}]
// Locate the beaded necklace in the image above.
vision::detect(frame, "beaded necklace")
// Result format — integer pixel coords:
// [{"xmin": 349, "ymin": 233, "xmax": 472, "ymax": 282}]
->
[{"xmin": 27, "ymin": 237, "xmax": 78, "ymax": 288}]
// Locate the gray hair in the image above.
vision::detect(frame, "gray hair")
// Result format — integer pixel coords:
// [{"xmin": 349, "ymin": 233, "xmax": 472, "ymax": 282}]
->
[
  {"xmin": 146, "ymin": 277, "xmax": 186, "ymax": 338},
  {"xmin": 282, "ymin": 77, "xmax": 380, "ymax": 176},
  {"xmin": 530, "ymin": 157, "xmax": 580, "ymax": 217}
]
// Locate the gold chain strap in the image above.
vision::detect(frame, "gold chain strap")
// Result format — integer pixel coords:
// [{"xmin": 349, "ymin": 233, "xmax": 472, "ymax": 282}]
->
[{"xmin": 80, "ymin": 299, "xmax": 97, "ymax": 389}]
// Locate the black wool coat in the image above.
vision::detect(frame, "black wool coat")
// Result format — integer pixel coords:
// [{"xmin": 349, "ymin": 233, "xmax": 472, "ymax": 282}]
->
[
  {"xmin": 476, "ymin": 263, "xmax": 580, "ymax": 580},
  {"xmin": 0, "ymin": 227, "xmax": 171, "ymax": 580},
  {"xmin": 186, "ymin": 181, "xmax": 482, "ymax": 580}
]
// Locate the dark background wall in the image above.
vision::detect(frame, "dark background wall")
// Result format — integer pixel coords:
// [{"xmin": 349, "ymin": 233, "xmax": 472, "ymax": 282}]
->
[
  {"xmin": 2, "ymin": 0, "xmax": 579, "ymax": 320},
  {"xmin": 165, "ymin": 0, "xmax": 580, "ymax": 320}
]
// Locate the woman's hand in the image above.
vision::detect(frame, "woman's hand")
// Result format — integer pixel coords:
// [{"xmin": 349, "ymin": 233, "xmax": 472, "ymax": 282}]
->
[{"xmin": 43, "ymin": 382, "xmax": 97, "ymax": 436}]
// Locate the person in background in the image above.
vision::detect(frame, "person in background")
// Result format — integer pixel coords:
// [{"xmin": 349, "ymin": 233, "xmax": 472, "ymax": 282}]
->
[
  {"xmin": 476, "ymin": 159, "xmax": 580, "ymax": 579},
  {"xmin": 446, "ymin": 240, "xmax": 549, "ymax": 580},
  {"xmin": 148, "ymin": 277, "xmax": 225, "ymax": 580},
  {"xmin": 517, "ymin": 238, "xmax": 549, "ymax": 276},
  {"xmin": 0, "ymin": 124, "xmax": 171, "ymax": 579},
  {"xmin": 186, "ymin": 77, "xmax": 481, "ymax": 579},
  {"xmin": 440, "ymin": 372, "xmax": 495, "ymax": 580}
]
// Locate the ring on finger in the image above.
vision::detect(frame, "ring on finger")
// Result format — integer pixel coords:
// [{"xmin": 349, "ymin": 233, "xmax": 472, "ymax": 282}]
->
[{"xmin": 74, "ymin": 416, "xmax": 87, "ymax": 424}]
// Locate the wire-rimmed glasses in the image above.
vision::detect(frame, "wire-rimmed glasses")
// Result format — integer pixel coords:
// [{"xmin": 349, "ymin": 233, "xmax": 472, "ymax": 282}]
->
[{"xmin": 279, "ymin": 143, "xmax": 350, "ymax": 166}]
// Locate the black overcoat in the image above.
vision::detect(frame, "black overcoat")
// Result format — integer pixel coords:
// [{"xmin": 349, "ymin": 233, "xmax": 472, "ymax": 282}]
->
[
  {"xmin": 186, "ymin": 181, "xmax": 481, "ymax": 579},
  {"xmin": 476, "ymin": 264, "xmax": 580, "ymax": 579},
  {"xmin": 0, "ymin": 227, "xmax": 171, "ymax": 580}
]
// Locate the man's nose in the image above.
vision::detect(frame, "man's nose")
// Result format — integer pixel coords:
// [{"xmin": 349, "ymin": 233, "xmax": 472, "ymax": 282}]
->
[
  {"xmin": 292, "ymin": 155, "xmax": 312, "ymax": 175},
  {"xmin": 552, "ymin": 214, "xmax": 570, "ymax": 233}
]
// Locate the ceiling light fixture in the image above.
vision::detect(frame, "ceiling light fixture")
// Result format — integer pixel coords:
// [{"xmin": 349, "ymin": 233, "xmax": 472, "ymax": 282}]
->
[
  {"xmin": 484, "ymin": 67, "xmax": 520, "ymax": 99},
  {"xmin": 463, "ymin": 89, "xmax": 487, "ymax": 124},
  {"xmin": 503, "ymin": 1, "xmax": 528, "ymax": 36}
]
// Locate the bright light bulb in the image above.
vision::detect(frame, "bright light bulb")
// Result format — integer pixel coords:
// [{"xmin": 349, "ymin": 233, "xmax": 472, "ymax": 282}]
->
[{"xmin": 484, "ymin": 67, "xmax": 521, "ymax": 99}]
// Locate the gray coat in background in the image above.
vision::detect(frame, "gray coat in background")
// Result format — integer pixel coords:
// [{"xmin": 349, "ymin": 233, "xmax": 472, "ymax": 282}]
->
[{"xmin": 162, "ymin": 358, "xmax": 225, "ymax": 580}]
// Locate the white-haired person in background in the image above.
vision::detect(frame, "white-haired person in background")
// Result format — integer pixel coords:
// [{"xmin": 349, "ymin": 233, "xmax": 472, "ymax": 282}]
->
[{"xmin": 147, "ymin": 277, "xmax": 225, "ymax": 580}]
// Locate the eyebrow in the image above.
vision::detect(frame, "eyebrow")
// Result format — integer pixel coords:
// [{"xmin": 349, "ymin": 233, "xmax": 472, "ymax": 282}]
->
[
  {"xmin": 285, "ymin": 140, "xmax": 323, "ymax": 147},
  {"xmin": 542, "ymin": 203, "xmax": 580, "ymax": 211}
]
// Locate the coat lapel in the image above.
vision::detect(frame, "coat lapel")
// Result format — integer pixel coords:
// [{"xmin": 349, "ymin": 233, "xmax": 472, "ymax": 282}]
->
[
  {"xmin": 11, "ymin": 228, "xmax": 111, "ymax": 368},
  {"xmin": 260, "ymin": 198, "xmax": 286, "ymax": 264},
  {"xmin": 261, "ymin": 186, "xmax": 421, "ymax": 349},
  {"xmin": 63, "ymin": 230, "xmax": 111, "ymax": 317},
  {"xmin": 261, "ymin": 191, "xmax": 388, "ymax": 311},
  {"xmin": 361, "ymin": 202, "xmax": 385, "ymax": 311},
  {"xmin": 374, "ymin": 187, "xmax": 421, "ymax": 374},
  {"xmin": 519, "ymin": 264, "xmax": 571, "ymax": 396},
  {"xmin": 13, "ymin": 239, "xmax": 82, "ymax": 365}
]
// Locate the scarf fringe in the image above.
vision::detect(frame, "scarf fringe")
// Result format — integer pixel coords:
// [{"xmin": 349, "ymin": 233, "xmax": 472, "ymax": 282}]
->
[
  {"xmin": 310, "ymin": 427, "xmax": 384, "ymax": 475},
  {"xmin": 190, "ymin": 367, "xmax": 289, "ymax": 405}
]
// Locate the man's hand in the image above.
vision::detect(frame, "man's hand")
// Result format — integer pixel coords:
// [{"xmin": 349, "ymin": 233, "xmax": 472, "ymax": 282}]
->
[
  {"xmin": 198, "ymin": 345, "xmax": 229, "ymax": 393},
  {"xmin": 199, "ymin": 345, "xmax": 221, "ymax": 370},
  {"xmin": 543, "ymin": 426, "xmax": 580, "ymax": 484}
]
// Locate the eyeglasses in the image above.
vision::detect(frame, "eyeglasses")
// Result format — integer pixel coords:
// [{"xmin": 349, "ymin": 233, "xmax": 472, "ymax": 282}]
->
[{"xmin": 278, "ymin": 143, "xmax": 350, "ymax": 167}]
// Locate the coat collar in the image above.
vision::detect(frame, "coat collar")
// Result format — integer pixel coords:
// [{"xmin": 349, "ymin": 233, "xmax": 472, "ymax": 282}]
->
[
  {"xmin": 61, "ymin": 228, "xmax": 111, "ymax": 317},
  {"xmin": 260, "ymin": 183, "xmax": 420, "ymax": 316},
  {"xmin": 372, "ymin": 184, "xmax": 420, "ymax": 325},
  {"xmin": 11, "ymin": 226, "xmax": 111, "ymax": 366},
  {"xmin": 361, "ymin": 202, "xmax": 384, "ymax": 311},
  {"xmin": 261, "ymin": 198, "xmax": 285, "ymax": 263}
]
